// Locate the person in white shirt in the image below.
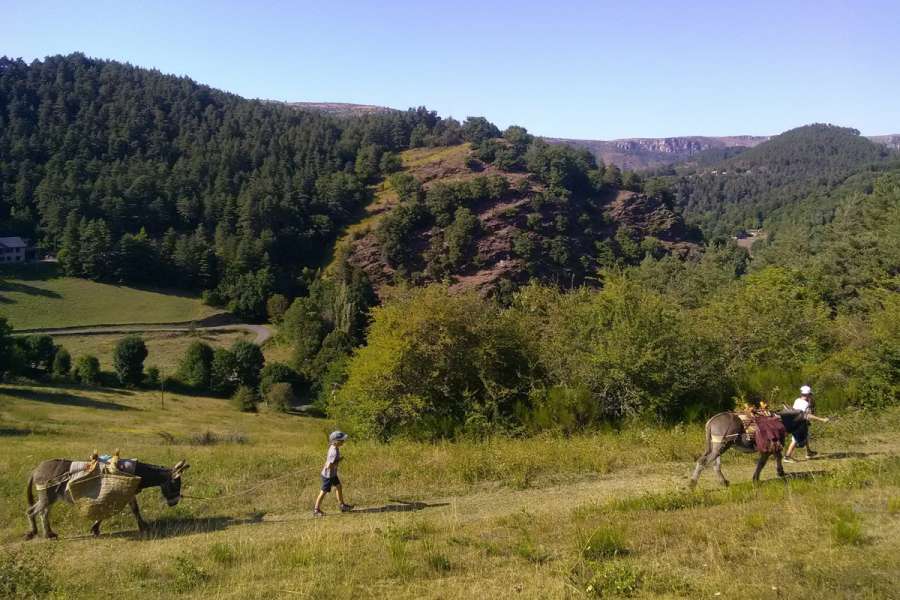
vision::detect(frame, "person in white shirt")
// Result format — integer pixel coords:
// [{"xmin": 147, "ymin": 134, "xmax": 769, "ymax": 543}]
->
[
  {"xmin": 783, "ymin": 385, "xmax": 830, "ymax": 463},
  {"xmin": 313, "ymin": 431, "xmax": 353, "ymax": 517}
]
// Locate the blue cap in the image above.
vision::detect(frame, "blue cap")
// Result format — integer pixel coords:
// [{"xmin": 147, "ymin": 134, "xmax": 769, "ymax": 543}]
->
[{"xmin": 329, "ymin": 431, "xmax": 348, "ymax": 442}]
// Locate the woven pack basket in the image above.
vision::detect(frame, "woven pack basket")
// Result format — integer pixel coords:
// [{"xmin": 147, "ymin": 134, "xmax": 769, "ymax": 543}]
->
[{"xmin": 67, "ymin": 466, "xmax": 142, "ymax": 521}]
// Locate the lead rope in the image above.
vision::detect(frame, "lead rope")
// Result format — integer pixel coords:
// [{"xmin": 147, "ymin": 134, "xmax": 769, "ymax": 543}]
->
[{"xmin": 180, "ymin": 468, "xmax": 306, "ymax": 502}]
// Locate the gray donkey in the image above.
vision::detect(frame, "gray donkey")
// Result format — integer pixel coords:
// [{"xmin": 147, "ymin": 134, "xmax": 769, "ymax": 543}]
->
[
  {"xmin": 25, "ymin": 458, "xmax": 189, "ymax": 539},
  {"xmin": 689, "ymin": 412, "xmax": 785, "ymax": 488}
]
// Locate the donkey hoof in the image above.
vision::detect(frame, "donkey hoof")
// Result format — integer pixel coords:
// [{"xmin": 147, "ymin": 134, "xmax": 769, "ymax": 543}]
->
[
  {"xmin": 47, "ymin": 532, "xmax": 58, "ymax": 540},
  {"xmin": 23, "ymin": 532, "xmax": 36, "ymax": 541},
  {"xmin": 721, "ymin": 480, "xmax": 730, "ymax": 488}
]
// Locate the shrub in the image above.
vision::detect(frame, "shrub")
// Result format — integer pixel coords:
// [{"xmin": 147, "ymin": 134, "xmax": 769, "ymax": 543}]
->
[
  {"xmin": 266, "ymin": 294, "xmax": 290, "ymax": 323},
  {"xmin": 331, "ymin": 285, "xmax": 538, "ymax": 439},
  {"xmin": 145, "ymin": 366, "xmax": 161, "ymax": 388},
  {"xmin": 232, "ymin": 385, "xmax": 259, "ymax": 413},
  {"xmin": 113, "ymin": 335, "xmax": 147, "ymax": 386},
  {"xmin": 232, "ymin": 340, "xmax": 264, "ymax": 387},
  {"xmin": 260, "ymin": 362, "xmax": 301, "ymax": 396},
  {"xmin": 210, "ymin": 348, "xmax": 237, "ymax": 396},
  {"xmin": 177, "ymin": 341, "xmax": 215, "ymax": 390},
  {"xmin": 266, "ymin": 382, "xmax": 295, "ymax": 412},
  {"xmin": 74, "ymin": 355, "xmax": 101, "ymax": 386},
  {"xmin": 0, "ymin": 317, "xmax": 25, "ymax": 379},
  {"xmin": 514, "ymin": 276, "xmax": 732, "ymax": 421},
  {"xmin": 18, "ymin": 334, "xmax": 56, "ymax": 372},
  {"xmin": 52, "ymin": 348, "xmax": 71, "ymax": 378}
]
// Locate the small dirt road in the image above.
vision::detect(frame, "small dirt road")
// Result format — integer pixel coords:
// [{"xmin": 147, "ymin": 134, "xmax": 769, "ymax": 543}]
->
[{"xmin": 14, "ymin": 322, "xmax": 273, "ymax": 345}]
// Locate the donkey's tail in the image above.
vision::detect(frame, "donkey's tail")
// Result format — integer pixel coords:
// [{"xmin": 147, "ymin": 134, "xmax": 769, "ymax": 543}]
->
[
  {"xmin": 702, "ymin": 415, "xmax": 715, "ymax": 455},
  {"xmin": 26, "ymin": 474, "xmax": 35, "ymax": 507}
]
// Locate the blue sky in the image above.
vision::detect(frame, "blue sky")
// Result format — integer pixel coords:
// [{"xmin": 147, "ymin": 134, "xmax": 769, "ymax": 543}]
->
[{"xmin": 3, "ymin": 0, "xmax": 898, "ymax": 139}]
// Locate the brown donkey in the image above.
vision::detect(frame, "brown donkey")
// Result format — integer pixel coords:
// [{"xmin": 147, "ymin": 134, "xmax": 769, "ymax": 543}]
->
[
  {"xmin": 25, "ymin": 458, "xmax": 189, "ymax": 539},
  {"xmin": 689, "ymin": 412, "xmax": 785, "ymax": 488}
]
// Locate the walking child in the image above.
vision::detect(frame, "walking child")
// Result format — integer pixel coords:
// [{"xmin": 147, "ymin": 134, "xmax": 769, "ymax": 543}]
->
[
  {"xmin": 313, "ymin": 431, "xmax": 353, "ymax": 517},
  {"xmin": 783, "ymin": 385, "xmax": 830, "ymax": 463}
]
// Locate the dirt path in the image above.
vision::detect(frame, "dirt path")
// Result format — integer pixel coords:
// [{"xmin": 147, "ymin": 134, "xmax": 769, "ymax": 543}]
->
[
  {"xmin": 15, "ymin": 323, "xmax": 273, "ymax": 345},
  {"xmin": 259, "ymin": 440, "xmax": 897, "ymax": 529}
]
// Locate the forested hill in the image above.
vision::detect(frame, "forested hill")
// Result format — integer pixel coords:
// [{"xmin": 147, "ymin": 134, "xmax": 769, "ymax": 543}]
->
[
  {"xmin": 665, "ymin": 124, "xmax": 896, "ymax": 237},
  {"xmin": 338, "ymin": 141, "xmax": 699, "ymax": 298},
  {"xmin": 0, "ymin": 54, "xmax": 497, "ymax": 318}
]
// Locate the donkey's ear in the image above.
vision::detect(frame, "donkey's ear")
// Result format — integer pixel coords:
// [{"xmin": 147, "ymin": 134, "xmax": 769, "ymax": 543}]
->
[{"xmin": 172, "ymin": 460, "xmax": 189, "ymax": 476}]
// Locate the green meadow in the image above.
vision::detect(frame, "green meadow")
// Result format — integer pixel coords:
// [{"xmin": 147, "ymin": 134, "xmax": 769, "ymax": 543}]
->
[
  {"xmin": 0, "ymin": 264, "xmax": 219, "ymax": 330},
  {"xmin": 2, "ymin": 383, "xmax": 898, "ymax": 599}
]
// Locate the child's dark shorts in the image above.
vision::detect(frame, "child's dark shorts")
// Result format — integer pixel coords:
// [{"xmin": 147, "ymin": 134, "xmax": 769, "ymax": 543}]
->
[{"xmin": 321, "ymin": 475, "xmax": 341, "ymax": 492}]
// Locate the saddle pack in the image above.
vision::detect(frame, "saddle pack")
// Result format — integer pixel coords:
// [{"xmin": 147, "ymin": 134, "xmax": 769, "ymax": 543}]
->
[{"xmin": 67, "ymin": 450, "xmax": 142, "ymax": 520}]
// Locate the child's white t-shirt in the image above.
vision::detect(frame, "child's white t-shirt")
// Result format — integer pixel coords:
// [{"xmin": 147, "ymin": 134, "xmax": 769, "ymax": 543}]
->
[
  {"xmin": 793, "ymin": 397, "xmax": 810, "ymax": 412},
  {"xmin": 321, "ymin": 445, "xmax": 340, "ymax": 477}
]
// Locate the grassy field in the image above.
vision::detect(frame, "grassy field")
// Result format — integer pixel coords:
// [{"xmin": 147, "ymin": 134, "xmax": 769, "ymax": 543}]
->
[
  {"xmin": 0, "ymin": 263, "xmax": 219, "ymax": 329},
  {"xmin": 1, "ymin": 382, "xmax": 898, "ymax": 598},
  {"xmin": 52, "ymin": 330, "xmax": 255, "ymax": 373}
]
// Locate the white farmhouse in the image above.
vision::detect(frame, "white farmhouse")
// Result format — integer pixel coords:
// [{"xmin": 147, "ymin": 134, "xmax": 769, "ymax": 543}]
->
[{"xmin": 0, "ymin": 236, "xmax": 34, "ymax": 263}]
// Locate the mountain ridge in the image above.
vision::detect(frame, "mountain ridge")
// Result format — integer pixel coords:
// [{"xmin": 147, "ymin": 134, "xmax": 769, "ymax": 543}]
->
[{"xmin": 276, "ymin": 100, "xmax": 900, "ymax": 168}]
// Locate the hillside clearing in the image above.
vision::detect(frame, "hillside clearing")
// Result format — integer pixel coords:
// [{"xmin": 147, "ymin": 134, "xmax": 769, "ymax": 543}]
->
[
  {"xmin": 1, "ymin": 383, "xmax": 898, "ymax": 599},
  {"xmin": 0, "ymin": 264, "xmax": 219, "ymax": 330}
]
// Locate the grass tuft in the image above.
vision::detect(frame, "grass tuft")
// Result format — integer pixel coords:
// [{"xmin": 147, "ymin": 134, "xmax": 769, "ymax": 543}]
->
[
  {"xmin": 830, "ymin": 505, "xmax": 866, "ymax": 546},
  {"xmin": 581, "ymin": 525, "xmax": 629, "ymax": 560}
]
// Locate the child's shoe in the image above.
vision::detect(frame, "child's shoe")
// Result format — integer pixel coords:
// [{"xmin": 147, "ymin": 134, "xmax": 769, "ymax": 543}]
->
[
  {"xmin": 339, "ymin": 503, "xmax": 354, "ymax": 513},
  {"xmin": 313, "ymin": 508, "xmax": 326, "ymax": 517}
]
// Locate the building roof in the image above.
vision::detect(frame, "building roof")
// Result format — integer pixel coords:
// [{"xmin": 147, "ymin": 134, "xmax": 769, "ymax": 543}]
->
[{"xmin": 0, "ymin": 236, "xmax": 29, "ymax": 249}]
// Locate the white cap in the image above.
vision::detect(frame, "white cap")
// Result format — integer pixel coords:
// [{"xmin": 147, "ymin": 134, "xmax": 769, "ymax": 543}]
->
[{"xmin": 800, "ymin": 385, "xmax": 812, "ymax": 395}]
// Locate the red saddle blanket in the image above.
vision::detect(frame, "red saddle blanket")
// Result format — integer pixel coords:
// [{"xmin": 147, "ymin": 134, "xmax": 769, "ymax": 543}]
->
[{"xmin": 753, "ymin": 415, "xmax": 786, "ymax": 453}]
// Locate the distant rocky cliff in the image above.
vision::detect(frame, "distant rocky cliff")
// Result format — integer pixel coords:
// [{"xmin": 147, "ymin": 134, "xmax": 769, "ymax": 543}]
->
[
  {"xmin": 546, "ymin": 133, "xmax": 899, "ymax": 170},
  {"xmin": 544, "ymin": 135, "xmax": 769, "ymax": 170}
]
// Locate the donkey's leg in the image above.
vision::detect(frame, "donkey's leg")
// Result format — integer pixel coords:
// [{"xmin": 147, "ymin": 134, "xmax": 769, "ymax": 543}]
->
[
  {"xmin": 40, "ymin": 506, "xmax": 58, "ymax": 539},
  {"xmin": 129, "ymin": 498, "xmax": 148, "ymax": 531},
  {"xmin": 752, "ymin": 453, "xmax": 770, "ymax": 484},
  {"xmin": 24, "ymin": 511, "xmax": 38, "ymax": 540},
  {"xmin": 28, "ymin": 488, "xmax": 53, "ymax": 539},
  {"xmin": 689, "ymin": 450, "xmax": 711, "ymax": 488},
  {"xmin": 775, "ymin": 450, "xmax": 785, "ymax": 478},
  {"xmin": 91, "ymin": 520, "xmax": 102, "ymax": 537},
  {"xmin": 690, "ymin": 442, "xmax": 722, "ymax": 488},
  {"xmin": 713, "ymin": 454, "xmax": 730, "ymax": 487}
]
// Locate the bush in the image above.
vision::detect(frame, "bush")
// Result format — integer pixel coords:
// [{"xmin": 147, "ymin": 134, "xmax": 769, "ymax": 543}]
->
[
  {"xmin": 266, "ymin": 294, "xmax": 290, "ymax": 323},
  {"xmin": 113, "ymin": 335, "xmax": 148, "ymax": 386},
  {"xmin": 177, "ymin": 341, "xmax": 215, "ymax": 389},
  {"xmin": 513, "ymin": 277, "xmax": 732, "ymax": 421},
  {"xmin": 260, "ymin": 362, "xmax": 301, "ymax": 396},
  {"xmin": 232, "ymin": 385, "xmax": 259, "ymax": 413},
  {"xmin": 232, "ymin": 340, "xmax": 264, "ymax": 387},
  {"xmin": 331, "ymin": 285, "xmax": 538, "ymax": 439},
  {"xmin": 266, "ymin": 382, "xmax": 295, "ymax": 412},
  {"xmin": 211, "ymin": 348, "xmax": 238, "ymax": 396},
  {"xmin": 74, "ymin": 355, "xmax": 101, "ymax": 386},
  {"xmin": 0, "ymin": 317, "xmax": 25, "ymax": 379},
  {"xmin": 52, "ymin": 348, "xmax": 71, "ymax": 378},
  {"xmin": 18, "ymin": 334, "xmax": 56, "ymax": 372},
  {"xmin": 145, "ymin": 366, "xmax": 161, "ymax": 388}
]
